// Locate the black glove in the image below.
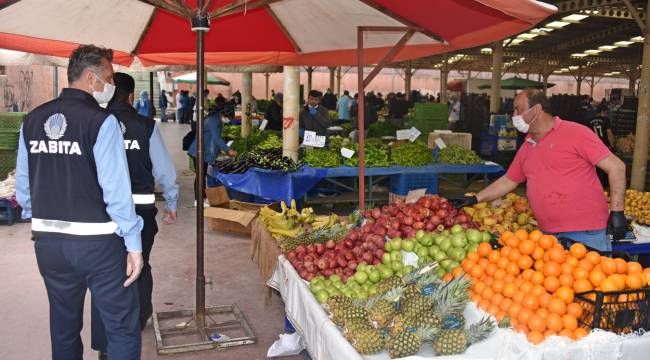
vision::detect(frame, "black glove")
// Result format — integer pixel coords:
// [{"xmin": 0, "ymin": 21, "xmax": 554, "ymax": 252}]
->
[
  {"xmin": 607, "ymin": 211, "xmax": 628, "ymax": 241},
  {"xmin": 450, "ymin": 196, "xmax": 478, "ymax": 209}
]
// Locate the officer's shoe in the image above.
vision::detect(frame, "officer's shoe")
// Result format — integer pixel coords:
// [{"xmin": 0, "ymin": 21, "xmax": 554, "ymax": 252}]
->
[{"xmin": 98, "ymin": 352, "xmax": 108, "ymax": 360}]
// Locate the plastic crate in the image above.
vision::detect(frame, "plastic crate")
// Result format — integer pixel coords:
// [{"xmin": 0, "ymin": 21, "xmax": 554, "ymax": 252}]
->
[
  {"xmin": 575, "ymin": 288, "xmax": 650, "ymax": 333},
  {"xmin": 0, "ymin": 150, "xmax": 16, "ymax": 180},
  {"xmin": 0, "ymin": 130, "xmax": 19, "ymax": 150},
  {"xmin": 479, "ymin": 132, "xmax": 498, "ymax": 158},
  {"xmin": 0, "ymin": 112, "xmax": 26, "ymax": 131},
  {"xmin": 389, "ymin": 173, "xmax": 439, "ymax": 196},
  {"xmin": 0, "ymin": 199, "xmax": 17, "ymax": 225}
]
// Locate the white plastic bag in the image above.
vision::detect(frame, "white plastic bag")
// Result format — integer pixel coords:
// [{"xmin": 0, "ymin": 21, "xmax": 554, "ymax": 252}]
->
[{"xmin": 267, "ymin": 332, "xmax": 305, "ymax": 357}]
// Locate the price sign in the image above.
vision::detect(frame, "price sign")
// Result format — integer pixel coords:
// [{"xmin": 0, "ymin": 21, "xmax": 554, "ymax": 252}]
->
[
  {"xmin": 340, "ymin": 147, "xmax": 355, "ymax": 159},
  {"xmin": 396, "ymin": 129, "xmax": 411, "ymax": 140},
  {"xmin": 226, "ymin": 140, "xmax": 234, "ymax": 147},
  {"xmin": 259, "ymin": 119, "xmax": 268, "ymax": 131},
  {"xmin": 303, "ymin": 131, "xmax": 326, "ymax": 148},
  {"xmin": 434, "ymin": 137, "xmax": 447, "ymax": 149},
  {"xmin": 409, "ymin": 127, "xmax": 421, "ymax": 142}
]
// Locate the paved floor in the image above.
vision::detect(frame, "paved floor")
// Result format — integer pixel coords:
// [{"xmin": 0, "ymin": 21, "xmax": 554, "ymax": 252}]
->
[{"xmin": 0, "ymin": 122, "xmax": 302, "ymax": 360}]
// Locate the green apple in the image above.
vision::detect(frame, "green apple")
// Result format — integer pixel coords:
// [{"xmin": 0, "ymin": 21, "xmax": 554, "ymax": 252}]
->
[
  {"xmin": 402, "ymin": 239, "xmax": 415, "ymax": 252},
  {"xmin": 417, "ymin": 247, "xmax": 429, "ymax": 259},
  {"xmin": 421, "ymin": 235, "xmax": 434, "ymax": 247},
  {"xmin": 329, "ymin": 274, "xmax": 341, "ymax": 283},
  {"xmin": 440, "ymin": 259, "xmax": 453, "ymax": 271},
  {"xmin": 439, "ymin": 238, "xmax": 452, "ymax": 252},
  {"xmin": 328, "ymin": 288, "xmax": 342, "ymax": 297},
  {"xmin": 357, "ymin": 263, "xmax": 367, "ymax": 273},
  {"xmin": 448, "ymin": 260, "xmax": 460, "ymax": 272},
  {"xmin": 362, "ymin": 282, "xmax": 371, "ymax": 291},
  {"xmin": 391, "ymin": 261, "xmax": 403, "ymax": 272},
  {"xmin": 428, "ymin": 245, "xmax": 440, "ymax": 257},
  {"xmin": 434, "ymin": 252, "xmax": 447, "ymax": 262},
  {"xmin": 382, "ymin": 252, "xmax": 392, "ymax": 264},
  {"xmin": 368, "ymin": 284, "xmax": 378, "ymax": 296},
  {"xmin": 368, "ymin": 270, "xmax": 381, "ymax": 284},
  {"xmin": 466, "ymin": 229, "xmax": 482, "ymax": 243},
  {"xmin": 379, "ymin": 266, "xmax": 394, "ymax": 279},
  {"xmin": 451, "ymin": 224, "xmax": 463, "ymax": 234},
  {"xmin": 416, "ymin": 230, "xmax": 426, "ymax": 240},
  {"xmin": 450, "ymin": 233, "xmax": 468, "ymax": 248},
  {"xmin": 385, "ymin": 240, "xmax": 393, "ymax": 252},
  {"xmin": 315, "ymin": 290, "xmax": 329, "ymax": 303},
  {"xmin": 403, "ymin": 265, "xmax": 415, "ymax": 274},
  {"xmin": 390, "ymin": 251, "xmax": 403, "ymax": 262},
  {"xmin": 482, "ymin": 232, "xmax": 491, "ymax": 243},
  {"xmin": 354, "ymin": 271, "xmax": 369, "ymax": 284},
  {"xmin": 448, "ymin": 247, "xmax": 466, "ymax": 261},
  {"xmin": 434, "ymin": 235, "xmax": 445, "ymax": 246},
  {"xmin": 364, "ymin": 265, "xmax": 375, "ymax": 275},
  {"xmin": 468, "ymin": 243, "xmax": 479, "ymax": 253},
  {"xmin": 391, "ymin": 238, "xmax": 402, "ymax": 251},
  {"xmin": 310, "ymin": 282, "xmax": 325, "ymax": 294}
]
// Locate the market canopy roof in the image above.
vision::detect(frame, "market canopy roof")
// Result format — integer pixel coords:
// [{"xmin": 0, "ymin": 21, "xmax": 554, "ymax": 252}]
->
[
  {"xmin": 0, "ymin": 0, "xmax": 556, "ymax": 66},
  {"xmin": 478, "ymin": 76, "xmax": 555, "ymax": 89},
  {"xmin": 173, "ymin": 72, "xmax": 230, "ymax": 86}
]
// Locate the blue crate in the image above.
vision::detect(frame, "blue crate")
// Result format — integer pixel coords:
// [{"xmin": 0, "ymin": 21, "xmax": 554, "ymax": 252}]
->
[
  {"xmin": 0, "ymin": 202, "xmax": 17, "ymax": 225},
  {"xmin": 389, "ymin": 173, "xmax": 439, "ymax": 196},
  {"xmin": 479, "ymin": 132, "xmax": 498, "ymax": 158},
  {"xmin": 284, "ymin": 315, "xmax": 296, "ymax": 333}
]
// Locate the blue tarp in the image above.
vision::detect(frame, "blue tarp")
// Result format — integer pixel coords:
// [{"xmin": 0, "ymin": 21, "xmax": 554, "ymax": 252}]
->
[
  {"xmin": 612, "ymin": 242, "xmax": 650, "ymax": 255},
  {"xmin": 210, "ymin": 163, "xmax": 505, "ymax": 204}
]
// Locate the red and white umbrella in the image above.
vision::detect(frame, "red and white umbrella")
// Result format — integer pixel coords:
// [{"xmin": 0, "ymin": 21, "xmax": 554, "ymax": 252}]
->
[{"xmin": 0, "ymin": 0, "xmax": 556, "ymax": 66}]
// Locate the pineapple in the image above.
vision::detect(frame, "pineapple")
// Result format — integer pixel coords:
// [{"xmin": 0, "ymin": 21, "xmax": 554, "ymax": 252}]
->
[
  {"xmin": 423, "ymin": 276, "xmax": 471, "ymax": 329},
  {"xmin": 433, "ymin": 317, "xmax": 495, "ymax": 356},
  {"xmin": 366, "ymin": 287, "xmax": 403, "ymax": 329},
  {"xmin": 388, "ymin": 314, "xmax": 419, "ymax": 337},
  {"xmin": 341, "ymin": 302, "xmax": 369, "ymax": 324},
  {"xmin": 350, "ymin": 328, "xmax": 386, "ymax": 354},
  {"xmin": 375, "ymin": 276, "xmax": 405, "ymax": 296},
  {"xmin": 343, "ymin": 318, "xmax": 373, "ymax": 341},
  {"xmin": 387, "ymin": 326, "xmax": 438, "ymax": 359},
  {"xmin": 400, "ymin": 293, "xmax": 433, "ymax": 320},
  {"xmin": 326, "ymin": 295, "xmax": 353, "ymax": 326},
  {"xmin": 403, "ymin": 273, "xmax": 441, "ymax": 301}
]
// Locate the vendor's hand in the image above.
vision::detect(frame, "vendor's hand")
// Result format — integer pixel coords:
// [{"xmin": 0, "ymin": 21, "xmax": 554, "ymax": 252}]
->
[
  {"xmin": 124, "ymin": 251, "xmax": 144, "ymax": 287},
  {"xmin": 227, "ymin": 149, "xmax": 237, "ymax": 157},
  {"xmin": 450, "ymin": 196, "xmax": 478, "ymax": 209},
  {"xmin": 607, "ymin": 211, "xmax": 628, "ymax": 241},
  {"xmin": 162, "ymin": 208, "xmax": 177, "ymax": 225}
]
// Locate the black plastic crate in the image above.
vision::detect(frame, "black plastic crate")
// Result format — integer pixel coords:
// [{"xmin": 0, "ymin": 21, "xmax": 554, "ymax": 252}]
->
[
  {"xmin": 576, "ymin": 288, "xmax": 650, "ymax": 333},
  {"xmin": 558, "ymin": 236, "xmax": 631, "ymax": 261}
]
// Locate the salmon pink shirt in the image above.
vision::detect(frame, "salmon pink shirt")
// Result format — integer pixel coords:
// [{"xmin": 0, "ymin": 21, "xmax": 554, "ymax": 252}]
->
[{"xmin": 506, "ymin": 117, "xmax": 611, "ymax": 233}]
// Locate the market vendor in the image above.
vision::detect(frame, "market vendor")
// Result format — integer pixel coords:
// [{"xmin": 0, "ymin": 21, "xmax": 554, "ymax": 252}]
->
[
  {"xmin": 454, "ymin": 89, "xmax": 627, "ymax": 251},
  {"xmin": 90, "ymin": 72, "xmax": 180, "ymax": 359},
  {"xmin": 299, "ymin": 90, "xmax": 331, "ymax": 136}
]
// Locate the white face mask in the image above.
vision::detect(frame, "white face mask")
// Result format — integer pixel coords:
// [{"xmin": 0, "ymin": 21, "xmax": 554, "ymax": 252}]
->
[
  {"xmin": 92, "ymin": 73, "xmax": 116, "ymax": 104},
  {"xmin": 512, "ymin": 106, "xmax": 536, "ymax": 133}
]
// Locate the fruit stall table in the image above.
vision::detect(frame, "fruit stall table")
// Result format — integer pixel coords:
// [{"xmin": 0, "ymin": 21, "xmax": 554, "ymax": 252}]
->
[
  {"xmin": 210, "ymin": 163, "xmax": 505, "ymax": 205},
  {"xmin": 268, "ymin": 255, "xmax": 650, "ymax": 360}
]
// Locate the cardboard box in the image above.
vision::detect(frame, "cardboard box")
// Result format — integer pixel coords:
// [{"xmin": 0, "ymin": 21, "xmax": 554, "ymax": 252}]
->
[
  {"xmin": 427, "ymin": 131, "xmax": 472, "ymax": 149},
  {"xmin": 204, "ymin": 186, "xmax": 278, "ymax": 236},
  {"xmin": 497, "ymin": 138, "xmax": 517, "ymax": 151}
]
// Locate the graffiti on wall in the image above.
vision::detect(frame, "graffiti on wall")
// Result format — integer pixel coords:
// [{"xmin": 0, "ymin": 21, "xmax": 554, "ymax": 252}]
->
[
  {"xmin": 2, "ymin": 82, "xmax": 16, "ymax": 111},
  {"xmin": 1, "ymin": 69, "xmax": 33, "ymax": 111},
  {"xmin": 18, "ymin": 70, "xmax": 33, "ymax": 111}
]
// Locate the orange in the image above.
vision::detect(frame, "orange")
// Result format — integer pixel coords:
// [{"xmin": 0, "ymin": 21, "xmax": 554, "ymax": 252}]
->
[
  {"xmin": 482, "ymin": 287, "xmax": 495, "ymax": 300},
  {"xmin": 514, "ymin": 323, "xmax": 529, "ymax": 334},
  {"xmin": 499, "ymin": 231, "xmax": 514, "ymax": 245},
  {"xmin": 531, "ymin": 284, "xmax": 547, "ymax": 297},
  {"xmin": 573, "ymin": 267, "xmax": 589, "ymax": 280},
  {"xmin": 627, "ymin": 261, "xmax": 643, "ymax": 274},
  {"xmin": 478, "ymin": 242, "xmax": 492, "ymax": 257},
  {"xmin": 494, "ymin": 269, "xmax": 507, "ymax": 280},
  {"xmin": 470, "ymin": 294, "xmax": 481, "ymax": 303},
  {"xmin": 508, "ymin": 249, "xmax": 521, "ymax": 263},
  {"xmin": 531, "ymin": 246, "xmax": 545, "ymax": 261},
  {"xmin": 513, "ymin": 291, "xmax": 525, "ymax": 304},
  {"xmin": 505, "ymin": 235, "xmax": 520, "ymax": 248},
  {"xmin": 644, "ymin": 268, "xmax": 650, "ymax": 284},
  {"xmin": 492, "ymin": 278, "xmax": 505, "ymax": 293},
  {"xmin": 529, "ymin": 230, "xmax": 543, "ymax": 242},
  {"xmin": 508, "ymin": 302, "xmax": 523, "ymax": 319},
  {"xmin": 528, "ymin": 314, "xmax": 547, "ymax": 332},
  {"xmin": 577, "ymin": 259, "xmax": 594, "ymax": 271},
  {"xmin": 534, "ymin": 260, "xmax": 545, "ymax": 272},
  {"xmin": 548, "ymin": 248, "xmax": 567, "ymax": 264},
  {"xmin": 573, "ymin": 278, "xmax": 593, "ymax": 293},
  {"xmin": 488, "ymin": 250, "xmax": 500, "ymax": 263},
  {"xmin": 500, "ymin": 246, "xmax": 512, "ymax": 258},
  {"xmin": 519, "ymin": 240, "xmax": 536, "ymax": 256},
  {"xmin": 497, "ymin": 256, "xmax": 510, "ymax": 270},
  {"xmin": 500, "ymin": 298, "xmax": 513, "ymax": 312},
  {"xmin": 600, "ymin": 257, "xmax": 617, "ymax": 275},
  {"xmin": 518, "ymin": 308, "xmax": 534, "ymax": 325},
  {"xmin": 559, "ymin": 274, "xmax": 574, "ymax": 288},
  {"xmin": 507, "ymin": 262, "xmax": 521, "ymax": 276},
  {"xmin": 539, "ymin": 235, "xmax": 557, "ymax": 250},
  {"xmin": 504, "ymin": 274, "xmax": 516, "ymax": 283},
  {"xmin": 561, "ymin": 263, "xmax": 575, "ymax": 276},
  {"xmin": 527, "ymin": 330, "xmax": 545, "ymax": 345},
  {"xmin": 479, "ymin": 258, "xmax": 490, "ymax": 269},
  {"xmin": 566, "ymin": 256, "xmax": 579, "ymax": 267},
  {"xmin": 515, "ymin": 229, "xmax": 529, "ymax": 241},
  {"xmin": 521, "ymin": 281, "xmax": 534, "ymax": 293},
  {"xmin": 474, "ymin": 281, "xmax": 487, "ymax": 295},
  {"xmin": 544, "ymin": 276, "xmax": 561, "ymax": 293},
  {"xmin": 470, "ymin": 265, "xmax": 483, "ymax": 279},
  {"xmin": 522, "ymin": 268, "xmax": 535, "ymax": 281},
  {"xmin": 539, "ymin": 293, "xmax": 553, "ymax": 309},
  {"xmin": 443, "ymin": 273, "xmax": 454, "ymax": 282},
  {"xmin": 531, "ymin": 271, "xmax": 545, "ymax": 285},
  {"xmin": 546, "ymin": 313, "xmax": 563, "ymax": 332},
  {"xmin": 548, "ymin": 298, "xmax": 567, "ymax": 315},
  {"xmin": 514, "ymin": 277, "xmax": 523, "ymax": 288},
  {"xmin": 570, "ymin": 243, "xmax": 587, "ymax": 259},
  {"xmin": 543, "ymin": 262, "xmax": 562, "ymax": 277},
  {"xmin": 502, "ymin": 283, "xmax": 518, "ymax": 299},
  {"xmin": 478, "ymin": 299, "xmax": 490, "ymax": 310},
  {"xmin": 452, "ymin": 267, "xmax": 464, "ymax": 278},
  {"xmin": 574, "ymin": 327, "xmax": 589, "ymax": 339},
  {"xmin": 488, "ymin": 304, "xmax": 500, "ymax": 316},
  {"xmin": 562, "ymin": 314, "xmax": 578, "ymax": 331},
  {"xmin": 522, "ymin": 295, "xmax": 540, "ymax": 310},
  {"xmin": 626, "ymin": 273, "xmax": 645, "ymax": 289},
  {"xmin": 484, "ymin": 277, "xmax": 494, "ymax": 286},
  {"xmin": 517, "ymin": 255, "xmax": 534, "ymax": 270},
  {"xmin": 567, "ymin": 303, "xmax": 583, "ymax": 318},
  {"xmin": 589, "ymin": 269, "xmax": 606, "ymax": 287},
  {"xmin": 559, "ymin": 329, "xmax": 576, "ymax": 340},
  {"xmin": 486, "ymin": 263, "xmax": 497, "ymax": 276},
  {"xmin": 600, "ymin": 277, "xmax": 619, "ymax": 292},
  {"xmin": 495, "ymin": 311, "xmax": 506, "ymax": 322},
  {"xmin": 544, "ymin": 329, "xmax": 557, "ymax": 337},
  {"xmin": 615, "ymin": 258, "xmax": 628, "ymax": 274},
  {"xmin": 466, "ymin": 251, "xmax": 480, "ymax": 262},
  {"xmin": 537, "ymin": 308, "xmax": 549, "ymax": 319},
  {"xmin": 555, "ymin": 286, "xmax": 575, "ymax": 304},
  {"xmin": 585, "ymin": 251, "xmax": 601, "ymax": 265}
]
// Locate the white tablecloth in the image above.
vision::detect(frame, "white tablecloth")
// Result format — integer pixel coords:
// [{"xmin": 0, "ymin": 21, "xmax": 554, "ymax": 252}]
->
[{"xmin": 268, "ymin": 256, "xmax": 650, "ymax": 360}]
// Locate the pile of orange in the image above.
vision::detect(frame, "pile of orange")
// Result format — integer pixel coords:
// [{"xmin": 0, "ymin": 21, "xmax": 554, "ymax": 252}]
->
[{"xmin": 452, "ymin": 229, "xmax": 650, "ymax": 345}]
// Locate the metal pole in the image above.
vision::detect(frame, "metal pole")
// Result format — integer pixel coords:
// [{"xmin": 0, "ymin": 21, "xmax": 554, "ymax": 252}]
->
[
  {"xmin": 193, "ymin": 0, "xmax": 208, "ymax": 331},
  {"xmin": 357, "ymin": 28, "xmax": 366, "ymax": 210},
  {"xmin": 336, "ymin": 66, "xmax": 342, "ymax": 96},
  {"xmin": 306, "ymin": 67, "xmax": 314, "ymax": 94},
  {"xmin": 241, "ymin": 72, "xmax": 252, "ymax": 137},
  {"xmin": 149, "ymin": 72, "xmax": 154, "ymax": 117},
  {"xmin": 264, "ymin": 73, "xmax": 270, "ymax": 100},
  {"xmin": 405, "ymin": 61, "xmax": 412, "ymax": 100},
  {"xmin": 329, "ymin": 67, "xmax": 336, "ymax": 92},
  {"xmin": 283, "ymin": 66, "xmax": 300, "ymax": 162},
  {"xmin": 490, "ymin": 41, "xmax": 503, "ymax": 114},
  {"xmin": 52, "ymin": 66, "xmax": 58, "ymax": 98},
  {"xmin": 631, "ymin": 0, "xmax": 650, "ymax": 190}
]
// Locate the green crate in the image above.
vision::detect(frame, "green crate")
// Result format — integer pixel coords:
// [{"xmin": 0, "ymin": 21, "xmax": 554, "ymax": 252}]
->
[
  {"xmin": 413, "ymin": 103, "xmax": 448, "ymax": 121},
  {"xmin": 0, "ymin": 131, "xmax": 19, "ymax": 150},
  {"xmin": 0, "ymin": 112, "xmax": 26, "ymax": 131},
  {"xmin": 0, "ymin": 150, "xmax": 16, "ymax": 180}
]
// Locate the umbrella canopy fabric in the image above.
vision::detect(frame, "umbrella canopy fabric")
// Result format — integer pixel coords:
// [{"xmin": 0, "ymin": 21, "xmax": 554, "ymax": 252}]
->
[
  {"xmin": 173, "ymin": 72, "xmax": 230, "ymax": 85},
  {"xmin": 478, "ymin": 76, "xmax": 556, "ymax": 90},
  {"xmin": 0, "ymin": 0, "xmax": 556, "ymax": 66}
]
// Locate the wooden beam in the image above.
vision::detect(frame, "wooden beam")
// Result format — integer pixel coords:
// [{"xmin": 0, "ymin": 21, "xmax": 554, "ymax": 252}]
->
[
  {"xmin": 265, "ymin": 5, "xmax": 302, "ymax": 53},
  {"xmin": 210, "ymin": 0, "xmax": 282, "ymax": 18},
  {"xmin": 357, "ymin": 0, "xmax": 446, "ymax": 43},
  {"xmin": 136, "ymin": 0, "xmax": 190, "ymax": 17},
  {"xmin": 362, "ymin": 29, "xmax": 415, "ymax": 88},
  {"xmin": 623, "ymin": 0, "xmax": 647, "ymax": 33}
]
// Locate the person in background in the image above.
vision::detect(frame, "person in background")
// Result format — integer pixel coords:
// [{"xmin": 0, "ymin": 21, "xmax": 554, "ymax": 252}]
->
[
  {"xmin": 271, "ymin": 89, "xmax": 276, "ymax": 100},
  {"xmin": 365, "ymin": 92, "xmax": 379, "ymax": 126},
  {"xmin": 436, "ymin": 93, "xmax": 441, "ymax": 103},
  {"xmin": 375, "ymin": 92, "xmax": 385, "ymax": 113},
  {"xmin": 588, "ymin": 102, "xmax": 616, "ymax": 188},
  {"xmin": 299, "ymin": 90, "xmax": 331, "ymax": 136},
  {"xmin": 187, "ymin": 92, "xmax": 196, "ymax": 124},
  {"xmin": 321, "ymin": 88, "xmax": 337, "ymax": 111},
  {"xmin": 337, "ymin": 90, "xmax": 351, "ymax": 124},
  {"xmin": 175, "ymin": 90, "xmax": 183, "ymax": 123},
  {"xmin": 453, "ymin": 89, "xmax": 627, "ymax": 251},
  {"xmin": 180, "ymin": 90, "xmax": 190, "ymax": 124},
  {"xmin": 447, "ymin": 94, "xmax": 460, "ymax": 131},
  {"xmin": 159, "ymin": 89, "xmax": 168, "ymax": 122},
  {"xmin": 187, "ymin": 103, "xmax": 237, "ymax": 207},
  {"xmin": 215, "ymin": 92, "xmax": 226, "ymax": 112},
  {"xmin": 16, "ymin": 45, "xmax": 143, "ymax": 360},
  {"xmin": 232, "ymin": 90, "xmax": 241, "ymax": 105},
  {"xmin": 135, "ymin": 90, "xmax": 151, "ymax": 118},
  {"xmin": 91, "ymin": 73, "xmax": 179, "ymax": 359},
  {"xmin": 350, "ymin": 93, "xmax": 358, "ymax": 117},
  {"xmin": 266, "ymin": 92, "xmax": 283, "ymax": 131},
  {"xmin": 388, "ymin": 92, "xmax": 409, "ymax": 128}
]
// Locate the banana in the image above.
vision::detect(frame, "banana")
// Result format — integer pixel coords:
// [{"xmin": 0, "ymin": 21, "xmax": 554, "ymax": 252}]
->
[
  {"xmin": 280, "ymin": 201, "xmax": 288, "ymax": 213},
  {"xmin": 268, "ymin": 226, "xmax": 303, "ymax": 237}
]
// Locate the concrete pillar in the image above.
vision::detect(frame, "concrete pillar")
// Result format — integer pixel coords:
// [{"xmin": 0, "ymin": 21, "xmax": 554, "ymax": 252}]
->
[
  {"xmin": 629, "ymin": 76, "xmax": 638, "ymax": 93},
  {"xmin": 631, "ymin": 0, "xmax": 650, "ymax": 190},
  {"xmin": 405, "ymin": 61, "xmax": 412, "ymax": 100},
  {"xmin": 336, "ymin": 67, "xmax": 342, "ymax": 96},
  {"xmin": 440, "ymin": 69, "xmax": 449, "ymax": 103},
  {"xmin": 283, "ymin": 66, "xmax": 300, "ymax": 162},
  {"xmin": 490, "ymin": 41, "xmax": 503, "ymax": 114},
  {"xmin": 241, "ymin": 72, "xmax": 252, "ymax": 137},
  {"xmin": 589, "ymin": 75, "xmax": 596, "ymax": 98},
  {"xmin": 264, "ymin": 73, "xmax": 270, "ymax": 100},
  {"xmin": 328, "ymin": 67, "xmax": 336, "ymax": 92},
  {"xmin": 306, "ymin": 66, "xmax": 314, "ymax": 94},
  {"xmin": 52, "ymin": 66, "xmax": 58, "ymax": 98}
]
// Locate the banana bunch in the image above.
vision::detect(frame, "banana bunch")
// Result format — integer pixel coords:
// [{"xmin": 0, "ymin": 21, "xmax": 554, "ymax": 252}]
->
[
  {"xmin": 259, "ymin": 199, "xmax": 340, "ymax": 238},
  {"xmin": 311, "ymin": 213, "xmax": 339, "ymax": 229}
]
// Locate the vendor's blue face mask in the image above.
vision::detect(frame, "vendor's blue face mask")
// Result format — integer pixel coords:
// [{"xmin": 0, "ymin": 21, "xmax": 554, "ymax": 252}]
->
[{"xmin": 308, "ymin": 106, "xmax": 317, "ymax": 116}]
